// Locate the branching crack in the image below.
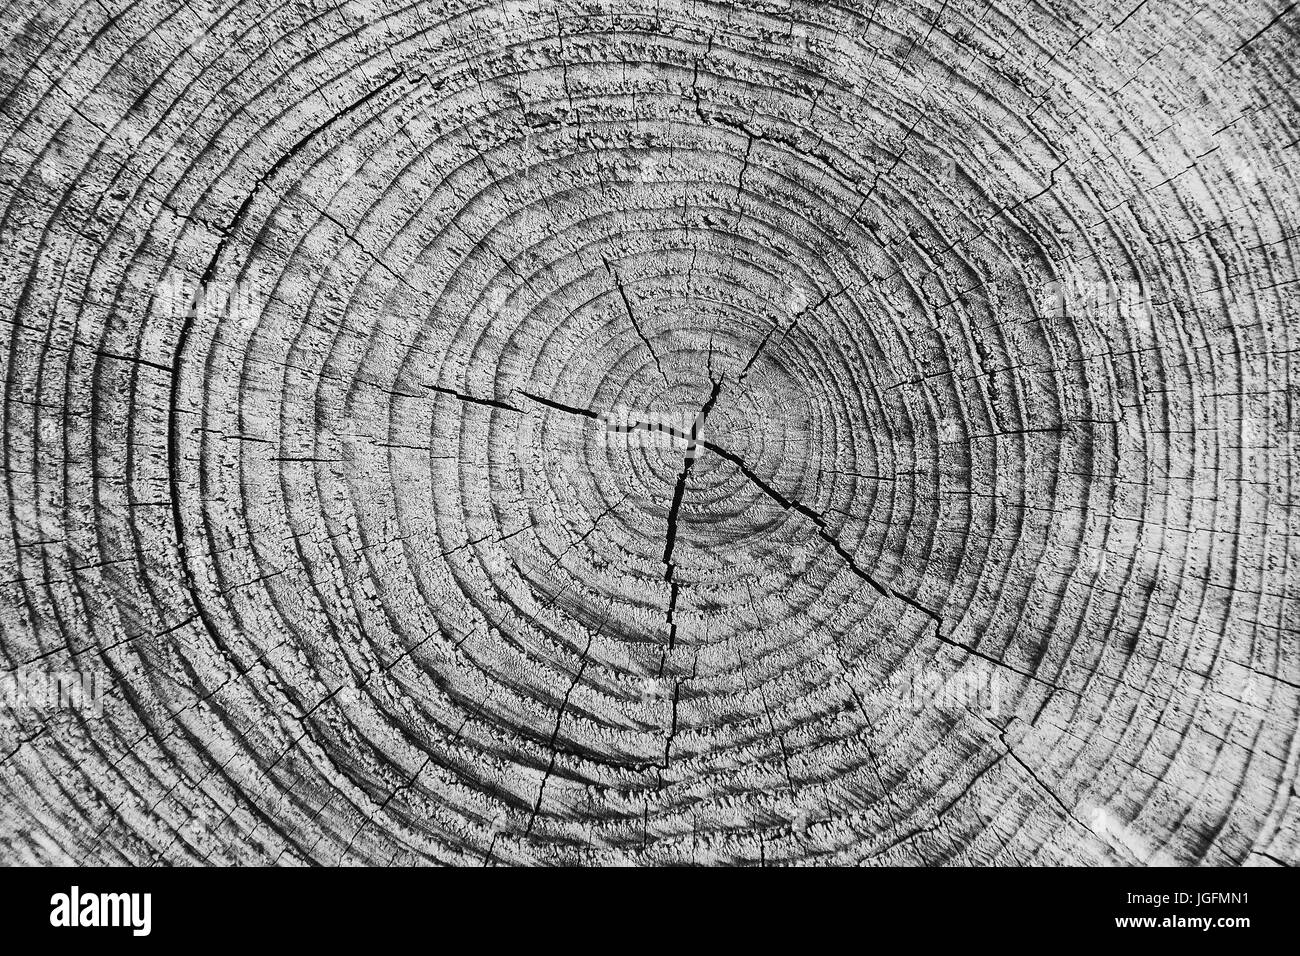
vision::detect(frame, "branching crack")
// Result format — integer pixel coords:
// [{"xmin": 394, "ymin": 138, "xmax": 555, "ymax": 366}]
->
[{"xmin": 518, "ymin": 383, "xmax": 934, "ymax": 628}]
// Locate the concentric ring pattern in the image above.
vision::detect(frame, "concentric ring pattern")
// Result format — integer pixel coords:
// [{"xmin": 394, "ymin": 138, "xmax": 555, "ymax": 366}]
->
[{"xmin": 0, "ymin": 0, "xmax": 1297, "ymax": 865}]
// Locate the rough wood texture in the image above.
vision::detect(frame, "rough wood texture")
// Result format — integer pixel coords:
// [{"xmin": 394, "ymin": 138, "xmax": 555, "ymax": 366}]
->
[{"xmin": 0, "ymin": 0, "xmax": 1297, "ymax": 866}]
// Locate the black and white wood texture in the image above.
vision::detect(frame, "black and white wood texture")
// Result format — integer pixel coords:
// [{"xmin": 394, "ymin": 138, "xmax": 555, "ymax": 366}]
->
[{"xmin": 0, "ymin": 0, "xmax": 1297, "ymax": 866}]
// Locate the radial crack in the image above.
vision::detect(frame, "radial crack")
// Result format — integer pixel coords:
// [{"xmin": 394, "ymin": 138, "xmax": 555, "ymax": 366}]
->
[
  {"xmin": 700, "ymin": 438, "xmax": 942, "ymax": 626},
  {"xmin": 602, "ymin": 256, "xmax": 670, "ymax": 387},
  {"xmin": 661, "ymin": 376, "xmax": 725, "ymax": 650}
]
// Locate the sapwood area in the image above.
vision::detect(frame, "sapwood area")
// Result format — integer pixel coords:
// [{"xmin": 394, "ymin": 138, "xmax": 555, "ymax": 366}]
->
[{"xmin": 0, "ymin": 0, "xmax": 1296, "ymax": 866}]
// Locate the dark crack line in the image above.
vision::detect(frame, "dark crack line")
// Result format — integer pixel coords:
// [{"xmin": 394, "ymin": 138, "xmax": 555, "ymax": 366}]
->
[
  {"xmin": 660, "ymin": 647, "xmax": 698, "ymax": 770},
  {"xmin": 523, "ymin": 630, "xmax": 595, "ymax": 838},
  {"xmin": 518, "ymin": 389, "xmax": 602, "ymax": 421},
  {"xmin": 700, "ymin": 439, "xmax": 942, "ymax": 626},
  {"xmin": 603, "ymin": 256, "xmax": 669, "ymax": 387},
  {"xmin": 662, "ymin": 462, "xmax": 693, "ymax": 650},
  {"xmin": 438, "ymin": 524, "xmax": 532, "ymax": 561},
  {"xmin": 935, "ymin": 629, "xmax": 1077, "ymax": 697},
  {"xmin": 427, "ymin": 383, "xmax": 521, "ymax": 412},
  {"xmin": 662, "ymin": 376, "xmax": 725, "ymax": 650},
  {"xmin": 995, "ymin": 724, "xmax": 1142, "ymax": 865},
  {"xmin": 545, "ymin": 492, "xmax": 631, "ymax": 574},
  {"xmin": 737, "ymin": 287, "xmax": 839, "ymax": 383}
]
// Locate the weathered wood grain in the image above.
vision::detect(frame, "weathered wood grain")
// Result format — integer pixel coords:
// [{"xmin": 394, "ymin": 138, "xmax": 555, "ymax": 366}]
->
[{"xmin": 0, "ymin": 0, "xmax": 1297, "ymax": 866}]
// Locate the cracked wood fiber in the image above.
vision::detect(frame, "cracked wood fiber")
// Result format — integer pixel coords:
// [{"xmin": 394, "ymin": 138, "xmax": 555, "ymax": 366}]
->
[{"xmin": 0, "ymin": 0, "xmax": 1298, "ymax": 867}]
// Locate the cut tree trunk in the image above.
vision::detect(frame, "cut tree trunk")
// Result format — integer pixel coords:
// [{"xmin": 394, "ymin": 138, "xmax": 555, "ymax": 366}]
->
[{"xmin": 0, "ymin": 0, "xmax": 1297, "ymax": 866}]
